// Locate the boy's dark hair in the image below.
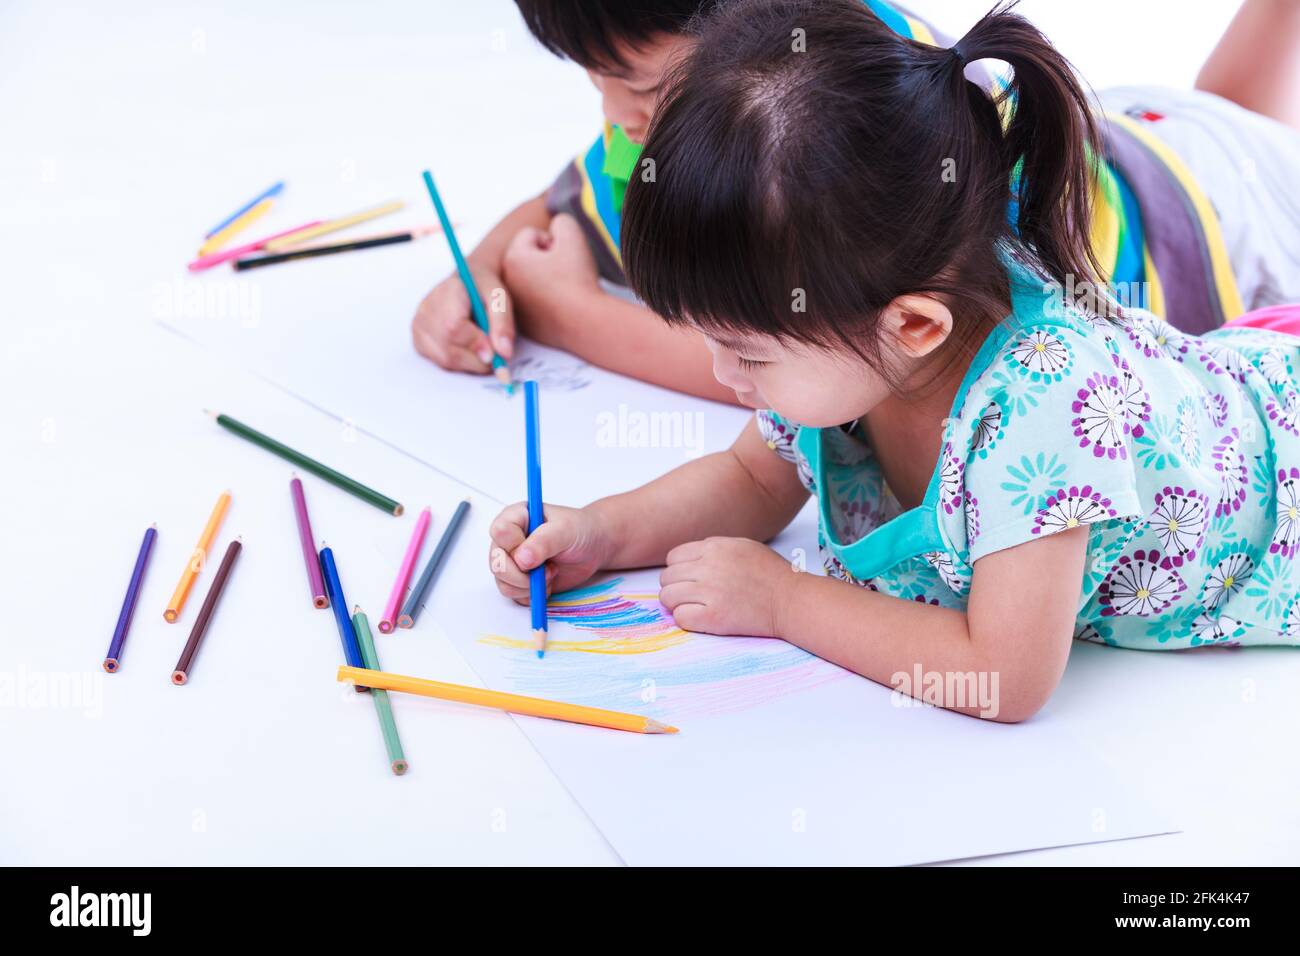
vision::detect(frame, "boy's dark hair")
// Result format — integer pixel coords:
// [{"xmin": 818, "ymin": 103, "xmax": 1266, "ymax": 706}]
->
[
  {"xmin": 622, "ymin": 0, "xmax": 1102, "ymax": 387},
  {"xmin": 514, "ymin": 0, "xmax": 724, "ymax": 71}
]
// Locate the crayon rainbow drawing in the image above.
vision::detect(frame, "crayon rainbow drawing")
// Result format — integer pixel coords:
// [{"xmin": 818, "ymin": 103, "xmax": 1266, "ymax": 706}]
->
[{"xmin": 478, "ymin": 577, "xmax": 847, "ymax": 720}]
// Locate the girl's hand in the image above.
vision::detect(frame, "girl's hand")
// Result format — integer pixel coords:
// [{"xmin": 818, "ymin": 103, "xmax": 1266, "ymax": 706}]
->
[
  {"xmin": 488, "ymin": 502, "xmax": 612, "ymax": 604},
  {"xmin": 658, "ymin": 537, "xmax": 797, "ymax": 638}
]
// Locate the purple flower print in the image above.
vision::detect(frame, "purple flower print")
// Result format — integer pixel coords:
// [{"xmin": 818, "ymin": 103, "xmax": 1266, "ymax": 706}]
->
[
  {"xmin": 1098, "ymin": 549, "xmax": 1186, "ymax": 617},
  {"xmin": 1071, "ymin": 371, "xmax": 1131, "ymax": 460}
]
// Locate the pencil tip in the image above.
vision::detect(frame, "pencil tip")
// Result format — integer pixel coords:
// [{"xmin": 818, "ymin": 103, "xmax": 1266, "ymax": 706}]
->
[
  {"xmin": 149, "ymin": 522, "xmax": 157, "ymax": 529},
  {"xmin": 353, "ymin": 604, "xmax": 361, "ymax": 614}
]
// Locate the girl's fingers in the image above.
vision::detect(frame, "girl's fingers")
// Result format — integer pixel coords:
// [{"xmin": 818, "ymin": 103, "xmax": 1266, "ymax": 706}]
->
[
  {"xmin": 665, "ymin": 539, "xmax": 706, "ymax": 565},
  {"xmin": 659, "ymin": 560, "xmax": 701, "ymax": 587},
  {"xmin": 514, "ymin": 521, "xmax": 573, "ymax": 571},
  {"xmin": 489, "ymin": 503, "xmax": 531, "ymax": 550},
  {"xmin": 668, "ymin": 602, "xmax": 710, "ymax": 633},
  {"xmin": 658, "ymin": 581, "xmax": 703, "ymax": 610},
  {"xmin": 490, "ymin": 546, "xmax": 531, "ymax": 590}
]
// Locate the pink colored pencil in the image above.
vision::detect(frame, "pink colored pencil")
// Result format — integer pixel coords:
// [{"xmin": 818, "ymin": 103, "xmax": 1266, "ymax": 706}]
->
[
  {"xmin": 187, "ymin": 220, "xmax": 322, "ymax": 272},
  {"xmin": 379, "ymin": 506, "xmax": 431, "ymax": 633},
  {"xmin": 290, "ymin": 475, "xmax": 329, "ymax": 609}
]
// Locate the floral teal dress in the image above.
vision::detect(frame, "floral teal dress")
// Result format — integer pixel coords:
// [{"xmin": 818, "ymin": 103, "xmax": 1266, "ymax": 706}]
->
[{"xmin": 758, "ymin": 258, "xmax": 1300, "ymax": 649}]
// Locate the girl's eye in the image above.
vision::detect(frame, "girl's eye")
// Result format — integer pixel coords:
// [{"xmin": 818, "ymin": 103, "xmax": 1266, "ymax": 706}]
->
[{"xmin": 737, "ymin": 357, "xmax": 769, "ymax": 371}]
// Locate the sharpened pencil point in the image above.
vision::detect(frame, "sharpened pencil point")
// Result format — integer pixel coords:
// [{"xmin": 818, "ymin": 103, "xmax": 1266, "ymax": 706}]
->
[{"xmin": 392, "ymin": 760, "xmax": 409, "ymax": 776}]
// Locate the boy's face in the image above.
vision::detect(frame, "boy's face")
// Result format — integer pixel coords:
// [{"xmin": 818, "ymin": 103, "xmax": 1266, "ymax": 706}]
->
[{"xmin": 587, "ymin": 33, "xmax": 696, "ymax": 144}]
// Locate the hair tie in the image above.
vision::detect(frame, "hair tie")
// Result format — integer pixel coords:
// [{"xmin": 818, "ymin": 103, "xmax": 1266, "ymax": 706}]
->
[{"xmin": 950, "ymin": 42, "xmax": 968, "ymax": 69}]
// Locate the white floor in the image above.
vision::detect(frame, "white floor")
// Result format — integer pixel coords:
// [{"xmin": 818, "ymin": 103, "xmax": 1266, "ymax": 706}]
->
[{"xmin": 3, "ymin": 0, "xmax": 1296, "ymax": 865}]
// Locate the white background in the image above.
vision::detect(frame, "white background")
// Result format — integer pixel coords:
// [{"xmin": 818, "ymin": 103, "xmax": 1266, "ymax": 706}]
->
[{"xmin": 2, "ymin": 0, "xmax": 1297, "ymax": 865}]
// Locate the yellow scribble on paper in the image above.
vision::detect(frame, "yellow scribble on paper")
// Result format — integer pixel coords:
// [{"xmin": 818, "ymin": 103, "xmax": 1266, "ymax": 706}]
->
[{"xmin": 479, "ymin": 628, "xmax": 690, "ymax": 656}]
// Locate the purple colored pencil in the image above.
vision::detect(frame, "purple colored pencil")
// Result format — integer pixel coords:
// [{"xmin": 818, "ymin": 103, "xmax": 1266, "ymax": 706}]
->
[
  {"xmin": 290, "ymin": 476, "xmax": 329, "ymax": 609},
  {"xmin": 104, "ymin": 525, "xmax": 157, "ymax": 673}
]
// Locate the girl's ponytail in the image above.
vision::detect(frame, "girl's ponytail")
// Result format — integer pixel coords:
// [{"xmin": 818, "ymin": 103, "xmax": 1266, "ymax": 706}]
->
[{"xmin": 947, "ymin": 1, "xmax": 1102, "ymax": 288}]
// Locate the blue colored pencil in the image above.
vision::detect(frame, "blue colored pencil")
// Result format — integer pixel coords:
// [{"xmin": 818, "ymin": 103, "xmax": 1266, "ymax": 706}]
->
[
  {"xmin": 204, "ymin": 181, "xmax": 284, "ymax": 238},
  {"xmin": 319, "ymin": 545, "xmax": 367, "ymax": 688},
  {"xmin": 420, "ymin": 170, "xmax": 513, "ymax": 391},
  {"xmin": 103, "ymin": 524, "xmax": 157, "ymax": 673},
  {"xmin": 524, "ymin": 380, "xmax": 547, "ymax": 657},
  {"xmin": 397, "ymin": 498, "xmax": 471, "ymax": 629}
]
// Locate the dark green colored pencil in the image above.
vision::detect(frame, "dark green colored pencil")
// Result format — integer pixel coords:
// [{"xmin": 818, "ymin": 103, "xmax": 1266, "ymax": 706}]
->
[
  {"xmin": 206, "ymin": 410, "xmax": 403, "ymax": 516},
  {"xmin": 352, "ymin": 606, "xmax": 408, "ymax": 775}
]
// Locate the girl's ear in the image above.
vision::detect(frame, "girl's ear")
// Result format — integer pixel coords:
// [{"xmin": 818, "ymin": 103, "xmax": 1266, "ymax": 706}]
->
[{"xmin": 880, "ymin": 294, "xmax": 954, "ymax": 358}]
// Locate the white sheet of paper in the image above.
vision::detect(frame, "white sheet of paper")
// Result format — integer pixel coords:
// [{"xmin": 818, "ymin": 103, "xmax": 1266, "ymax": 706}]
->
[
  {"xmin": 424, "ymin": 508, "xmax": 1176, "ymax": 866},
  {"xmin": 160, "ymin": 236, "xmax": 750, "ymax": 506}
]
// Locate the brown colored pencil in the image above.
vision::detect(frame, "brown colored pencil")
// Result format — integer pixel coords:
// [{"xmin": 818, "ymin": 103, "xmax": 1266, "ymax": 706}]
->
[{"xmin": 171, "ymin": 538, "xmax": 242, "ymax": 685}]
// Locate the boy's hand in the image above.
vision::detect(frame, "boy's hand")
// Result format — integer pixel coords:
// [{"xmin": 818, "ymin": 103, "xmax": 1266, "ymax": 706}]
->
[
  {"xmin": 659, "ymin": 537, "xmax": 796, "ymax": 638},
  {"xmin": 411, "ymin": 263, "xmax": 516, "ymax": 373},
  {"xmin": 489, "ymin": 502, "xmax": 612, "ymax": 604},
  {"xmin": 501, "ymin": 214, "xmax": 600, "ymax": 344}
]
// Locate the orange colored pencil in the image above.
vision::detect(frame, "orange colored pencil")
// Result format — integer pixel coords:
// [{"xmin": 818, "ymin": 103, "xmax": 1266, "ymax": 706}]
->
[
  {"xmin": 163, "ymin": 490, "xmax": 231, "ymax": 623},
  {"xmin": 337, "ymin": 665, "xmax": 679, "ymax": 735}
]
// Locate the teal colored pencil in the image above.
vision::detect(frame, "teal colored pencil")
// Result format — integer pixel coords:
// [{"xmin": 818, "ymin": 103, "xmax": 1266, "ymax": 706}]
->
[
  {"xmin": 420, "ymin": 170, "xmax": 513, "ymax": 392},
  {"xmin": 352, "ymin": 606, "xmax": 408, "ymax": 776}
]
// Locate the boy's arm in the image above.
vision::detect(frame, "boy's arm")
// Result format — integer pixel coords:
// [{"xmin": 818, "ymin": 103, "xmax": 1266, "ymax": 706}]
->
[
  {"xmin": 771, "ymin": 524, "xmax": 1088, "ymax": 721},
  {"xmin": 501, "ymin": 212, "xmax": 741, "ymax": 404}
]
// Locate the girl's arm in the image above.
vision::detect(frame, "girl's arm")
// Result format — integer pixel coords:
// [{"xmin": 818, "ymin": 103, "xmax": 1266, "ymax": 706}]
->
[
  {"xmin": 776, "ymin": 525, "xmax": 1089, "ymax": 722},
  {"xmin": 488, "ymin": 418, "xmax": 809, "ymax": 602},
  {"xmin": 593, "ymin": 417, "xmax": 810, "ymax": 568}
]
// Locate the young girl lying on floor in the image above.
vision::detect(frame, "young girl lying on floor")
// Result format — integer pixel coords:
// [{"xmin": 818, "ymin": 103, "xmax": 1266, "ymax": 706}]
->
[{"xmin": 486, "ymin": 0, "xmax": 1300, "ymax": 721}]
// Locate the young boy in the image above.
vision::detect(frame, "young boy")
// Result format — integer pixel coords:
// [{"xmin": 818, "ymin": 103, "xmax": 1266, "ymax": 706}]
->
[
  {"xmin": 411, "ymin": 0, "xmax": 1300, "ymax": 398},
  {"xmin": 409, "ymin": 1, "xmax": 954, "ymax": 403}
]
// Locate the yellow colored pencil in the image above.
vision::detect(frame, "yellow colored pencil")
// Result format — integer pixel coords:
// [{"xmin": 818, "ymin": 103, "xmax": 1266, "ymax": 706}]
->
[
  {"xmin": 164, "ymin": 490, "xmax": 231, "ymax": 623},
  {"xmin": 196, "ymin": 199, "xmax": 274, "ymax": 256},
  {"xmin": 337, "ymin": 665, "xmax": 679, "ymax": 735},
  {"xmin": 262, "ymin": 200, "xmax": 405, "ymax": 252}
]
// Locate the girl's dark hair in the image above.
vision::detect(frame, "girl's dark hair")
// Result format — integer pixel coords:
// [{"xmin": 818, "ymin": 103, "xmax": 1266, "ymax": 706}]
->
[
  {"xmin": 622, "ymin": 0, "xmax": 1102, "ymax": 384},
  {"xmin": 514, "ymin": 0, "xmax": 725, "ymax": 71}
]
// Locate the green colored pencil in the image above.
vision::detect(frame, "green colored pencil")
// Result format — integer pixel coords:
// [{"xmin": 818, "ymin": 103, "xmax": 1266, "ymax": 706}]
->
[
  {"xmin": 205, "ymin": 410, "xmax": 403, "ymax": 516},
  {"xmin": 352, "ymin": 606, "xmax": 408, "ymax": 776}
]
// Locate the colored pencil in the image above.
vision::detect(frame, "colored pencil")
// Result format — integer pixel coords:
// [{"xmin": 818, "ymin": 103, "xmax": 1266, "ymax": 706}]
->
[
  {"xmin": 164, "ymin": 490, "xmax": 231, "ymax": 623},
  {"xmin": 187, "ymin": 219, "xmax": 322, "ymax": 272},
  {"xmin": 232, "ymin": 226, "xmax": 438, "ymax": 272},
  {"xmin": 379, "ymin": 506, "xmax": 431, "ymax": 633},
  {"xmin": 338, "ymin": 666, "xmax": 678, "ymax": 735},
  {"xmin": 352, "ymin": 607, "xmax": 408, "ymax": 775},
  {"xmin": 262, "ymin": 199, "xmax": 404, "ymax": 252},
  {"xmin": 103, "ymin": 524, "xmax": 157, "ymax": 673},
  {"xmin": 197, "ymin": 197, "xmax": 274, "ymax": 256},
  {"xmin": 420, "ymin": 170, "xmax": 512, "ymax": 390},
  {"xmin": 398, "ymin": 499, "xmax": 470, "ymax": 629},
  {"xmin": 290, "ymin": 476, "xmax": 328, "ymax": 609},
  {"xmin": 171, "ymin": 538, "xmax": 241, "ymax": 685},
  {"xmin": 206, "ymin": 411, "xmax": 403, "ymax": 516},
  {"xmin": 203, "ymin": 181, "xmax": 284, "ymax": 238},
  {"xmin": 319, "ymin": 546, "xmax": 367, "ymax": 687},
  {"xmin": 524, "ymin": 380, "xmax": 547, "ymax": 657}
]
